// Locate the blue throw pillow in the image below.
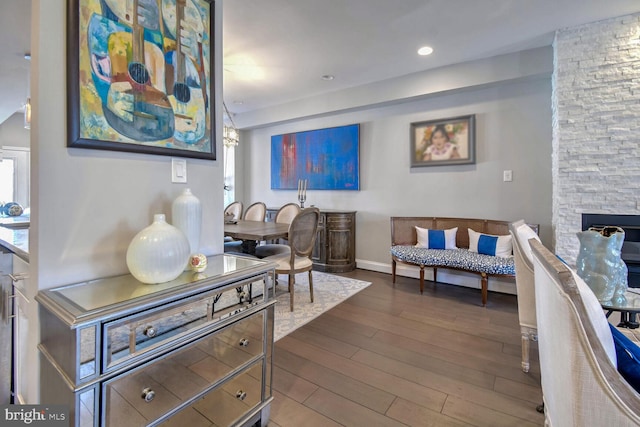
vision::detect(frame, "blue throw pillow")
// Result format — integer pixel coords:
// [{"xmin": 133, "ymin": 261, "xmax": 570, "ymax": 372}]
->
[
  {"xmin": 415, "ymin": 226, "xmax": 458, "ymax": 249},
  {"xmin": 468, "ymin": 229, "xmax": 513, "ymax": 258},
  {"xmin": 478, "ymin": 235, "xmax": 498, "ymax": 256},
  {"xmin": 428, "ymin": 229, "xmax": 445, "ymax": 249},
  {"xmin": 609, "ymin": 323, "xmax": 640, "ymax": 392}
]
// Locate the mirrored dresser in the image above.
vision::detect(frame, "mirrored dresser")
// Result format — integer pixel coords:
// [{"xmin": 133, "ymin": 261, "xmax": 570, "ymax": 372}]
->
[{"xmin": 36, "ymin": 254, "xmax": 276, "ymax": 427}]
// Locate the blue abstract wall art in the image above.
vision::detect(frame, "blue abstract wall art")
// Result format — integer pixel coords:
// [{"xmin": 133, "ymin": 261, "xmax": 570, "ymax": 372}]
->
[{"xmin": 271, "ymin": 124, "xmax": 360, "ymax": 191}]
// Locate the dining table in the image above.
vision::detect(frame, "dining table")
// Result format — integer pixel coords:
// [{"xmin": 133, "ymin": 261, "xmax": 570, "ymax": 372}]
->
[{"xmin": 224, "ymin": 220, "xmax": 290, "ymax": 254}]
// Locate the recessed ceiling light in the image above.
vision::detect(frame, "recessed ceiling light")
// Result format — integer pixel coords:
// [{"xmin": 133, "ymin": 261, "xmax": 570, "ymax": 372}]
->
[
  {"xmin": 321, "ymin": 74, "xmax": 335, "ymax": 81},
  {"xmin": 417, "ymin": 46, "xmax": 434, "ymax": 56}
]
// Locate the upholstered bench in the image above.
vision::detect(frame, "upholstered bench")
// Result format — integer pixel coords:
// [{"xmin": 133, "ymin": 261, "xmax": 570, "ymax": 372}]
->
[{"xmin": 390, "ymin": 217, "xmax": 538, "ymax": 306}]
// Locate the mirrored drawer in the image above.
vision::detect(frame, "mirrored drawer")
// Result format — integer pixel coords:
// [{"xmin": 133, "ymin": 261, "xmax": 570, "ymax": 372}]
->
[
  {"xmin": 103, "ymin": 312, "xmax": 266, "ymax": 426},
  {"xmin": 103, "ymin": 276, "xmax": 268, "ymax": 370},
  {"xmin": 158, "ymin": 361, "xmax": 265, "ymax": 427}
]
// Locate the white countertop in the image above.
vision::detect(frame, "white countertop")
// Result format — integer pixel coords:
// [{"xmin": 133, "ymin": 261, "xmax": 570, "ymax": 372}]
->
[
  {"xmin": 0, "ymin": 226, "xmax": 29, "ymax": 262},
  {"xmin": 0, "ymin": 215, "xmax": 30, "ymax": 228}
]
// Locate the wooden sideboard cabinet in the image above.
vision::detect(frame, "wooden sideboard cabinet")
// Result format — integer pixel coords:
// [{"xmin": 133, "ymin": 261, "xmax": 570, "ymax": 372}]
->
[
  {"xmin": 312, "ymin": 210, "xmax": 356, "ymax": 273},
  {"xmin": 264, "ymin": 208, "xmax": 278, "ymax": 223},
  {"xmin": 266, "ymin": 208, "xmax": 356, "ymax": 273},
  {"xmin": 36, "ymin": 255, "xmax": 276, "ymax": 427}
]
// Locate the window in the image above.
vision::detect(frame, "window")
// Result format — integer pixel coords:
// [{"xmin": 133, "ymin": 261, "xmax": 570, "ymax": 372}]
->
[
  {"xmin": 0, "ymin": 157, "xmax": 15, "ymax": 202},
  {"xmin": 0, "ymin": 146, "xmax": 30, "ymax": 210},
  {"xmin": 223, "ymin": 144, "xmax": 236, "ymax": 207}
]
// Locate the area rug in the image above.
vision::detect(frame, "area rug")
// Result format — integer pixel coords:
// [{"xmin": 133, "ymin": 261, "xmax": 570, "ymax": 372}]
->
[{"xmin": 273, "ymin": 271, "xmax": 371, "ymax": 341}]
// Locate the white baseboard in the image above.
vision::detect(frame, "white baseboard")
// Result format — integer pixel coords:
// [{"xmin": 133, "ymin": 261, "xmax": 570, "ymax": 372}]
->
[{"xmin": 355, "ymin": 258, "xmax": 517, "ymax": 295}]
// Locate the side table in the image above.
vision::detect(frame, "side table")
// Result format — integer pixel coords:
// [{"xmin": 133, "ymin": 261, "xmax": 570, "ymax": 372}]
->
[{"xmin": 601, "ymin": 289, "xmax": 640, "ymax": 329}]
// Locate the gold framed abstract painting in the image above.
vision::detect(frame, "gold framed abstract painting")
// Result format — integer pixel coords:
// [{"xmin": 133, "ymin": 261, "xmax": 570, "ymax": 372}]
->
[
  {"xmin": 410, "ymin": 115, "xmax": 475, "ymax": 167},
  {"xmin": 67, "ymin": 0, "xmax": 215, "ymax": 160}
]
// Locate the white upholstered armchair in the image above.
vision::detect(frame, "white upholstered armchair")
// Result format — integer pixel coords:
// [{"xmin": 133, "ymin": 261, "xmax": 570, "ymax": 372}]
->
[
  {"xmin": 530, "ymin": 239, "xmax": 640, "ymax": 426},
  {"xmin": 509, "ymin": 220, "xmax": 541, "ymax": 372}
]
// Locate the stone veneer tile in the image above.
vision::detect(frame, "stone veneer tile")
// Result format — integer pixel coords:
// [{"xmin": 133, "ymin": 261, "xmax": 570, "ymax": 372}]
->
[{"xmin": 552, "ymin": 13, "xmax": 640, "ymax": 263}]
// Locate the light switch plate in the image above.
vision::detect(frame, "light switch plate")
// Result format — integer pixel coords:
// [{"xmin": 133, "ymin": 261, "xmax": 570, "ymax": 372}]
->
[
  {"xmin": 503, "ymin": 170, "xmax": 513, "ymax": 182},
  {"xmin": 172, "ymin": 158, "xmax": 187, "ymax": 183}
]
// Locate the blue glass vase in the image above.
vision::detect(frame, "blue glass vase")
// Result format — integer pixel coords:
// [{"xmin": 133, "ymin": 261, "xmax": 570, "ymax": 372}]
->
[{"xmin": 576, "ymin": 226, "xmax": 628, "ymax": 302}]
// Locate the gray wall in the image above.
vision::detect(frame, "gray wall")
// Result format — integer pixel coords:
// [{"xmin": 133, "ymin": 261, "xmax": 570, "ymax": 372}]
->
[
  {"xmin": 239, "ymin": 74, "xmax": 553, "ymax": 293},
  {"xmin": 31, "ymin": 1, "xmax": 224, "ymax": 291},
  {"xmin": 0, "ymin": 112, "xmax": 30, "ymax": 148},
  {"xmin": 19, "ymin": 0, "xmax": 224, "ymax": 402}
]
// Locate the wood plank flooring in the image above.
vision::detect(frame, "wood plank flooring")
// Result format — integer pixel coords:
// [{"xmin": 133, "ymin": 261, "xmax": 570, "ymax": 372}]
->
[{"xmin": 268, "ymin": 269, "xmax": 544, "ymax": 427}]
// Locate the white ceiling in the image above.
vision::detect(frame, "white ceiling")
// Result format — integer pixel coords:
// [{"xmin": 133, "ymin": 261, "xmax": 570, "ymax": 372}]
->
[
  {"xmin": 2, "ymin": 0, "xmax": 639, "ymax": 126},
  {"xmin": 223, "ymin": 0, "xmax": 640, "ymax": 116}
]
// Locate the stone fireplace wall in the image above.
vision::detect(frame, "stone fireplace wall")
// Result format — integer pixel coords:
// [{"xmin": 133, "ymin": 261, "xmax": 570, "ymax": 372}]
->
[{"xmin": 552, "ymin": 13, "xmax": 640, "ymax": 264}]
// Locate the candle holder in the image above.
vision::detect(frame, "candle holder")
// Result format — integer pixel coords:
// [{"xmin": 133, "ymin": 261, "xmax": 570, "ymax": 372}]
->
[{"xmin": 297, "ymin": 178, "xmax": 308, "ymax": 208}]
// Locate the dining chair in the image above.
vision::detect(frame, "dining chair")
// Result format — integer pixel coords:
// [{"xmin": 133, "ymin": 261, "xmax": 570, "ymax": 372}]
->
[
  {"xmin": 273, "ymin": 203, "xmax": 301, "ymax": 224},
  {"xmin": 255, "ymin": 203, "xmax": 301, "ymax": 257},
  {"xmin": 224, "ymin": 201, "xmax": 243, "ymax": 221},
  {"xmin": 262, "ymin": 208, "xmax": 320, "ymax": 311},
  {"xmin": 225, "ymin": 202, "xmax": 267, "ymax": 253},
  {"xmin": 243, "ymin": 202, "xmax": 267, "ymax": 222},
  {"xmin": 509, "ymin": 219, "xmax": 541, "ymax": 373},
  {"xmin": 223, "ymin": 201, "xmax": 244, "ymax": 245}
]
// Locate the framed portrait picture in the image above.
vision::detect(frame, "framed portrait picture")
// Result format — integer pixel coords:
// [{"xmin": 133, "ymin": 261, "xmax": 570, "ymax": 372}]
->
[
  {"xmin": 410, "ymin": 115, "xmax": 475, "ymax": 167},
  {"xmin": 67, "ymin": 0, "xmax": 216, "ymax": 160}
]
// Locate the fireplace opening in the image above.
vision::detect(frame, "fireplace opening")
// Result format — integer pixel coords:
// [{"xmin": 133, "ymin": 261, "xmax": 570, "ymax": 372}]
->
[{"xmin": 582, "ymin": 214, "xmax": 640, "ymax": 288}]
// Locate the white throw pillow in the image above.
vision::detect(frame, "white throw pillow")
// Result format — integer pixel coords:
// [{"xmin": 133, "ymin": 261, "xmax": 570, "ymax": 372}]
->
[
  {"xmin": 415, "ymin": 226, "xmax": 458, "ymax": 250},
  {"xmin": 468, "ymin": 228, "xmax": 512, "ymax": 258}
]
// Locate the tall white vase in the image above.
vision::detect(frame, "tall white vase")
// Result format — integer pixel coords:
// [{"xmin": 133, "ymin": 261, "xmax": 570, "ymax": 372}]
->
[
  {"xmin": 172, "ymin": 188, "xmax": 202, "ymax": 255},
  {"xmin": 126, "ymin": 214, "xmax": 190, "ymax": 284}
]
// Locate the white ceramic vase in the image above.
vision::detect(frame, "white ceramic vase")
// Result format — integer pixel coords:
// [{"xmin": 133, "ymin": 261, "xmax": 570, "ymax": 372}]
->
[
  {"xmin": 126, "ymin": 214, "xmax": 190, "ymax": 284},
  {"xmin": 172, "ymin": 188, "xmax": 202, "ymax": 255}
]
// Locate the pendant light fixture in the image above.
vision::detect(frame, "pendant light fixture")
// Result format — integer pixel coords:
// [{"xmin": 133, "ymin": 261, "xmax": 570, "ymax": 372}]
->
[
  {"xmin": 222, "ymin": 102, "xmax": 239, "ymax": 193},
  {"xmin": 24, "ymin": 53, "xmax": 31, "ymax": 130},
  {"xmin": 23, "ymin": 98, "xmax": 31, "ymax": 130},
  {"xmin": 222, "ymin": 101, "xmax": 239, "ymax": 147}
]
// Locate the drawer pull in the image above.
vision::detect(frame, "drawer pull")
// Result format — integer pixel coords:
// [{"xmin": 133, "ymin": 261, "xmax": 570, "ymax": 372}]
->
[
  {"xmin": 236, "ymin": 390, "xmax": 247, "ymax": 401},
  {"xmin": 143, "ymin": 326, "xmax": 157, "ymax": 338},
  {"xmin": 8, "ymin": 273, "xmax": 29, "ymax": 283},
  {"xmin": 141, "ymin": 387, "xmax": 155, "ymax": 402},
  {"xmin": 2, "ymin": 291, "xmax": 16, "ymax": 322},
  {"xmin": 239, "ymin": 338, "xmax": 249, "ymax": 347}
]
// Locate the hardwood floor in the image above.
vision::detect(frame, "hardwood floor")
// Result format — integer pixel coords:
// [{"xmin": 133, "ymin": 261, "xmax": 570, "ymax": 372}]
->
[{"xmin": 268, "ymin": 269, "xmax": 544, "ymax": 426}]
